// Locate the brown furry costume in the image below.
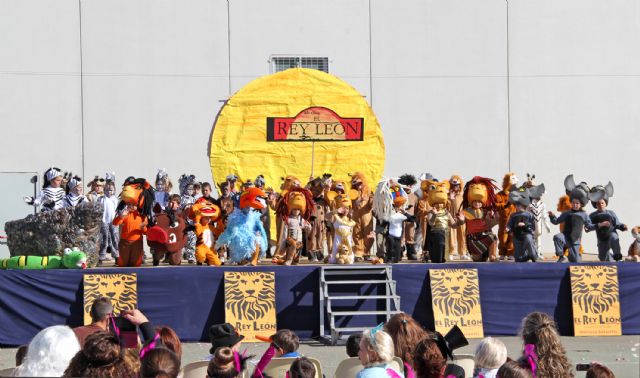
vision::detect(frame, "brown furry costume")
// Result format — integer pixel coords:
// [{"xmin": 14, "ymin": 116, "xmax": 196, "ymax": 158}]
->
[
  {"xmin": 495, "ymin": 173, "xmax": 517, "ymax": 258},
  {"xmin": 306, "ymin": 176, "xmax": 330, "ymax": 261},
  {"xmin": 627, "ymin": 226, "xmax": 640, "ymax": 262},
  {"xmin": 416, "ymin": 179, "xmax": 434, "ymax": 259},
  {"xmin": 270, "ymin": 175, "xmax": 302, "ymax": 261},
  {"xmin": 275, "ymin": 187, "xmax": 314, "ymax": 265},
  {"xmin": 350, "ymin": 172, "xmax": 374, "ymax": 259},
  {"xmin": 461, "ymin": 176, "xmax": 500, "ymax": 262},
  {"xmin": 447, "ymin": 175, "xmax": 468, "ymax": 259}
]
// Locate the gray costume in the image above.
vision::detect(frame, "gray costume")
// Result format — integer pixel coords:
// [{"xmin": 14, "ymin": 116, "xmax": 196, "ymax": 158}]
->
[
  {"xmin": 550, "ymin": 210, "xmax": 595, "ymax": 262},
  {"xmin": 507, "ymin": 211, "xmax": 538, "ymax": 262},
  {"xmin": 589, "ymin": 209, "xmax": 625, "ymax": 261}
]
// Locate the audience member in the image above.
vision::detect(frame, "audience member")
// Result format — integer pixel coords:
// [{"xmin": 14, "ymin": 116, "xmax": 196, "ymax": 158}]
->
[
  {"xmin": 496, "ymin": 359, "xmax": 533, "ymax": 378},
  {"xmin": 209, "ymin": 323, "xmax": 244, "ymax": 354},
  {"xmin": 347, "ymin": 334, "xmax": 363, "ymax": 357},
  {"xmin": 272, "ymin": 329, "xmax": 301, "ymax": 357},
  {"xmin": 473, "ymin": 337, "xmax": 507, "ymax": 378},
  {"xmin": 73, "ymin": 296, "xmax": 112, "ymax": 346},
  {"xmin": 520, "ymin": 312, "xmax": 573, "ymax": 377},
  {"xmin": 385, "ymin": 313, "xmax": 430, "ymax": 368},
  {"xmin": 207, "ymin": 346, "xmax": 251, "ymax": 378},
  {"xmin": 586, "ymin": 363, "xmax": 615, "ymax": 378},
  {"xmin": 289, "ymin": 357, "xmax": 316, "ymax": 378},
  {"xmin": 413, "ymin": 337, "xmax": 465, "ymax": 378},
  {"xmin": 13, "ymin": 325, "xmax": 80, "ymax": 377},
  {"xmin": 156, "ymin": 326, "xmax": 183, "ymax": 359},
  {"xmin": 14, "ymin": 344, "xmax": 28, "ymax": 367},
  {"xmin": 357, "ymin": 324, "xmax": 404, "ymax": 378},
  {"xmin": 140, "ymin": 347, "xmax": 181, "ymax": 378},
  {"xmin": 63, "ymin": 331, "xmax": 136, "ymax": 377}
]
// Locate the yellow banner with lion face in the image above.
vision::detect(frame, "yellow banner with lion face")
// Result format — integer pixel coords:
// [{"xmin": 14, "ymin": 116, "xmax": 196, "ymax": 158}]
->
[
  {"xmin": 83, "ymin": 273, "xmax": 137, "ymax": 325},
  {"xmin": 224, "ymin": 271, "xmax": 277, "ymax": 342},
  {"xmin": 430, "ymin": 268, "xmax": 483, "ymax": 338},
  {"xmin": 570, "ymin": 265, "xmax": 621, "ymax": 336}
]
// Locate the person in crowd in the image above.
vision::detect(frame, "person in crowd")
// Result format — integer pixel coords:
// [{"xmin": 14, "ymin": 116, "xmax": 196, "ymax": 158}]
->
[
  {"xmin": 495, "ymin": 359, "xmax": 533, "ymax": 378},
  {"xmin": 63, "ymin": 331, "xmax": 136, "ymax": 377},
  {"xmin": 473, "ymin": 337, "xmax": 507, "ymax": 378},
  {"xmin": 272, "ymin": 329, "xmax": 301, "ymax": 357},
  {"xmin": 385, "ymin": 313, "xmax": 430, "ymax": 374},
  {"xmin": 289, "ymin": 357, "xmax": 317, "ymax": 378},
  {"xmin": 412, "ymin": 337, "xmax": 464, "ymax": 378},
  {"xmin": 140, "ymin": 347, "xmax": 181, "ymax": 378},
  {"xmin": 73, "ymin": 296, "xmax": 112, "ymax": 346},
  {"xmin": 156, "ymin": 326, "xmax": 183, "ymax": 360},
  {"xmin": 98, "ymin": 174, "xmax": 120, "ymax": 262},
  {"xmin": 62, "ymin": 175, "xmax": 88, "ymax": 208},
  {"xmin": 13, "ymin": 325, "xmax": 80, "ymax": 377},
  {"xmin": 14, "ymin": 344, "xmax": 28, "ymax": 367},
  {"xmin": 585, "ymin": 363, "xmax": 615, "ymax": 378},
  {"xmin": 347, "ymin": 334, "xmax": 363, "ymax": 357},
  {"xmin": 209, "ymin": 323, "xmax": 245, "ymax": 355},
  {"xmin": 520, "ymin": 312, "xmax": 573, "ymax": 377},
  {"xmin": 207, "ymin": 346, "xmax": 252, "ymax": 378},
  {"xmin": 357, "ymin": 324, "xmax": 404, "ymax": 378},
  {"xmin": 202, "ymin": 182, "xmax": 216, "ymax": 203}
]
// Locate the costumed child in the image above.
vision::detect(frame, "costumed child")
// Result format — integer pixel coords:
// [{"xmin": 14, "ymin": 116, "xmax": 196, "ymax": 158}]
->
[
  {"xmin": 305, "ymin": 175, "xmax": 330, "ymax": 262},
  {"xmin": 254, "ymin": 175, "xmax": 274, "ymax": 257},
  {"xmin": 386, "ymin": 183, "xmax": 415, "ymax": 263},
  {"xmin": 326, "ymin": 192, "xmax": 357, "ymax": 264},
  {"xmin": 506, "ymin": 185, "xmax": 542, "ymax": 262},
  {"xmin": 415, "ymin": 173, "xmax": 435, "ymax": 261},
  {"xmin": 86, "ymin": 175, "xmax": 105, "ymax": 202},
  {"xmin": 349, "ymin": 172, "xmax": 374, "ymax": 261},
  {"xmin": 426, "ymin": 180, "xmax": 461, "ymax": 263},
  {"xmin": 193, "ymin": 198, "xmax": 224, "ymax": 266},
  {"xmin": 548, "ymin": 175, "xmax": 595, "ymax": 263},
  {"xmin": 270, "ymin": 176, "xmax": 303, "ymax": 262},
  {"xmin": 215, "ymin": 187, "xmax": 269, "ymax": 266},
  {"xmin": 62, "ymin": 175, "xmax": 88, "ymax": 208},
  {"xmin": 523, "ymin": 173, "xmax": 551, "ymax": 259},
  {"xmin": 495, "ymin": 173, "xmax": 519, "ymax": 261},
  {"xmin": 626, "ymin": 227, "xmax": 640, "ymax": 262},
  {"xmin": 555, "ymin": 176, "xmax": 586, "ymax": 260},
  {"xmin": 154, "ymin": 168, "xmax": 172, "ymax": 210},
  {"xmin": 24, "ymin": 167, "xmax": 65, "ymax": 212},
  {"xmin": 398, "ymin": 174, "xmax": 419, "ymax": 261},
  {"xmin": 448, "ymin": 175, "xmax": 470, "ymax": 261},
  {"xmin": 459, "ymin": 176, "xmax": 500, "ymax": 262},
  {"xmin": 275, "ymin": 188, "xmax": 314, "ymax": 265},
  {"xmin": 373, "ymin": 179, "xmax": 394, "ymax": 262},
  {"xmin": 179, "ymin": 174, "xmax": 198, "ymax": 263},
  {"xmin": 587, "ymin": 182, "xmax": 628, "ymax": 261},
  {"xmin": 97, "ymin": 173, "xmax": 119, "ymax": 263},
  {"xmin": 146, "ymin": 194, "xmax": 187, "ymax": 265},
  {"xmin": 113, "ymin": 177, "xmax": 155, "ymax": 267}
]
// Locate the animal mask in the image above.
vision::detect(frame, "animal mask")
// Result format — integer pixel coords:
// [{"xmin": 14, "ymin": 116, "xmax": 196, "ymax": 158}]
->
[
  {"xmin": 564, "ymin": 174, "xmax": 590, "ymax": 206},
  {"xmin": 588, "ymin": 182, "xmax": 614, "ymax": 207},
  {"xmin": 390, "ymin": 184, "xmax": 408, "ymax": 207},
  {"xmin": 462, "ymin": 176, "xmax": 499, "ymax": 210},
  {"xmin": 63, "ymin": 247, "xmax": 88, "ymax": 269},
  {"xmin": 275, "ymin": 187, "xmax": 314, "ymax": 220},
  {"xmin": 239, "ymin": 187, "xmax": 267, "ymax": 210},
  {"xmin": 118, "ymin": 177, "xmax": 155, "ymax": 220},
  {"xmin": 502, "ymin": 172, "xmax": 518, "ymax": 191},
  {"xmin": 427, "ymin": 180, "xmax": 451, "ymax": 206}
]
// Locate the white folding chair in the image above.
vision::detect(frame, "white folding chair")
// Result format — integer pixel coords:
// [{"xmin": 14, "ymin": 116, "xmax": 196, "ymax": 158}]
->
[
  {"xmin": 333, "ymin": 356, "xmax": 404, "ymax": 378},
  {"xmin": 452, "ymin": 354, "xmax": 475, "ymax": 378},
  {"xmin": 0, "ymin": 368, "xmax": 14, "ymax": 377},
  {"xmin": 262, "ymin": 357, "xmax": 322, "ymax": 378}
]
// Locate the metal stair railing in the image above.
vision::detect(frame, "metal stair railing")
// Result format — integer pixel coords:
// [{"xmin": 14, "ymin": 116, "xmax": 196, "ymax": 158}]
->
[{"xmin": 319, "ymin": 265, "xmax": 401, "ymax": 345}]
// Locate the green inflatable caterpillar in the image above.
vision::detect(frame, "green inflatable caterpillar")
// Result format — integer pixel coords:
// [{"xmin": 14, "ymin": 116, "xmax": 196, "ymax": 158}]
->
[{"xmin": 0, "ymin": 247, "xmax": 87, "ymax": 270}]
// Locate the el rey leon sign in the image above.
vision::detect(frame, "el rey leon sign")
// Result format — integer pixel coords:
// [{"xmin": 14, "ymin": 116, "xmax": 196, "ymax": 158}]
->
[{"xmin": 267, "ymin": 107, "xmax": 364, "ymax": 142}]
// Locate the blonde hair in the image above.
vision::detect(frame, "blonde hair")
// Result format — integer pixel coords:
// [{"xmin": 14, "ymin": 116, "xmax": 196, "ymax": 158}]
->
[
  {"xmin": 361, "ymin": 329, "xmax": 395, "ymax": 366},
  {"xmin": 474, "ymin": 337, "xmax": 507, "ymax": 369},
  {"xmin": 520, "ymin": 312, "xmax": 573, "ymax": 378}
]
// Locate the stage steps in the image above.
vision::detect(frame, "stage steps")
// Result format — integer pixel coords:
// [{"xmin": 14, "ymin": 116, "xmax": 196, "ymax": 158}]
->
[{"xmin": 318, "ymin": 265, "xmax": 401, "ymax": 345}]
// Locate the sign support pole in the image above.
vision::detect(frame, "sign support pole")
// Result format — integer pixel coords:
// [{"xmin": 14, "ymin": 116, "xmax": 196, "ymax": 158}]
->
[{"xmin": 311, "ymin": 141, "xmax": 315, "ymax": 177}]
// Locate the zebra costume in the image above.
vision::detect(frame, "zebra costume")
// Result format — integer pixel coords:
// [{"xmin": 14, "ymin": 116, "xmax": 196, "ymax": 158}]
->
[
  {"xmin": 27, "ymin": 187, "xmax": 66, "ymax": 211},
  {"xmin": 62, "ymin": 193, "xmax": 87, "ymax": 208},
  {"xmin": 527, "ymin": 199, "xmax": 551, "ymax": 257},
  {"xmin": 179, "ymin": 174, "xmax": 198, "ymax": 263}
]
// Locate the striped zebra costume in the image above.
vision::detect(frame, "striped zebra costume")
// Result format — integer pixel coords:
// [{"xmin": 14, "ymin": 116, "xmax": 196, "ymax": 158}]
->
[
  {"xmin": 527, "ymin": 199, "xmax": 551, "ymax": 257},
  {"xmin": 26, "ymin": 187, "xmax": 65, "ymax": 211}
]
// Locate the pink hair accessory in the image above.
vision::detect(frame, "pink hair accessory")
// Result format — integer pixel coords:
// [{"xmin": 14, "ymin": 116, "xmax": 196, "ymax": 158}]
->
[{"xmin": 523, "ymin": 343, "xmax": 538, "ymax": 378}]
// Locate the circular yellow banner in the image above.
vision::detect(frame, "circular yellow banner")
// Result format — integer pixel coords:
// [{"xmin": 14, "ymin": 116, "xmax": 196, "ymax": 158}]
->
[{"xmin": 210, "ymin": 68, "xmax": 385, "ymax": 189}]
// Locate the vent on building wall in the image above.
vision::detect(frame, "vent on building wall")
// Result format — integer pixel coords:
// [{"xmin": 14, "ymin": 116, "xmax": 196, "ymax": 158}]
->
[{"xmin": 271, "ymin": 56, "xmax": 329, "ymax": 73}]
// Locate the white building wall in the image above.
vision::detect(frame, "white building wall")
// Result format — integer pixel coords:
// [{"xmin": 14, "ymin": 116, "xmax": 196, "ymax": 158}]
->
[{"xmin": 1, "ymin": 0, "xmax": 639, "ymax": 255}]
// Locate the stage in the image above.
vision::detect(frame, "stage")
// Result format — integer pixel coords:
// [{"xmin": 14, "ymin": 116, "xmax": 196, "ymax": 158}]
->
[{"xmin": 1, "ymin": 262, "xmax": 639, "ymax": 346}]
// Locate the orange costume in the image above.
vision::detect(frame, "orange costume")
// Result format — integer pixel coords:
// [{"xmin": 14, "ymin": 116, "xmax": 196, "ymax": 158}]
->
[
  {"xmin": 192, "ymin": 199, "xmax": 224, "ymax": 266},
  {"xmin": 113, "ymin": 177, "xmax": 155, "ymax": 267},
  {"xmin": 495, "ymin": 173, "xmax": 518, "ymax": 259}
]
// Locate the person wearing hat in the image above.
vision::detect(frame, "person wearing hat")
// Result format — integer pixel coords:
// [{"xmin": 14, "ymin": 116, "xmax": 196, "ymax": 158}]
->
[
  {"xmin": 86, "ymin": 175, "xmax": 105, "ymax": 203},
  {"xmin": 209, "ymin": 323, "xmax": 244, "ymax": 354},
  {"xmin": 549, "ymin": 175, "xmax": 596, "ymax": 263},
  {"xmin": 587, "ymin": 182, "xmax": 628, "ymax": 261},
  {"xmin": 226, "ymin": 174, "xmax": 241, "ymax": 208},
  {"xmin": 506, "ymin": 186, "xmax": 539, "ymax": 263},
  {"xmin": 62, "ymin": 176, "xmax": 88, "ymax": 208},
  {"xmin": 24, "ymin": 167, "xmax": 66, "ymax": 212}
]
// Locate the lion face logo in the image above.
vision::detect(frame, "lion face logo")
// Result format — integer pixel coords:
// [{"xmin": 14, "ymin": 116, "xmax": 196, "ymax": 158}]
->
[
  {"xmin": 571, "ymin": 266, "xmax": 618, "ymax": 314},
  {"xmin": 431, "ymin": 269, "xmax": 480, "ymax": 317},
  {"xmin": 225, "ymin": 272, "xmax": 275, "ymax": 321},
  {"xmin": 83, "ymin": 274, "xmax": 137, "ymax": 322}
]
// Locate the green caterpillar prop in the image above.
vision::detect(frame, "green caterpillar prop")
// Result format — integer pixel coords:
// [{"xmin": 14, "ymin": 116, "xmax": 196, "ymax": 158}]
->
[{"xmin": 0, "ymin": 247, "xmax": 87, "ymax": 270}]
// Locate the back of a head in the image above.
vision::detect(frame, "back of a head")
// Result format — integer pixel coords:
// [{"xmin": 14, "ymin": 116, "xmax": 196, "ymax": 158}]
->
[
  {"xmin": 474, "ymin": 337, "xmax": 507, "ymax": 370},
  {"xmin": 63, "ymin": 331, "xmax": 133, "ymax": 378},
  {"xmin": 272, "ymin": 329, "xmax": 300, "ymax": 355},
  {"xmin": 141, "ymin": 347, "xmax": 181, "ymax": 378},
  {"xmin": 361, "ymin": 329, "xmax": 395, "ymax": 366},
  {"xmin": 15, "ymin": 345, "xmax": 28, "ymax": 366},
  {"xmin": 586, "ymin": 363, "xmax": 615, "ymax": 378},
  {"xmin": 207, "ymin": 347, "xmax": 245, "ymax": 378},
  {"xmin": 156, "ymin": 326, "xmax": 183, "ymax": 359},
  {"xmin": 385, "ymin": 312, "xmax": 429, "ymax": 364},
  {"xmin": 90, "ymin": 297, "xmax": 114, "ymax": 323},
  {"xmin": 13, "ymin": 325, "xmax": 80, "ymax": 377},
  {"xmin": 289, "ymin": 357, "xmax": 316, "ymax": 378},
  {"xmin": 346, "ymin": 334, "xmax": 362, "ymax": 357},
  {"xmin": 413, "ymin": 337, "xmax": 446, "ymax": 378},
  {"xmin": 497, "ymin": 359, "xmax": 533, "ymax": 378},
  {"xmin": 519, "ymin": 312, "xmax": 572, "ymax": 377}
]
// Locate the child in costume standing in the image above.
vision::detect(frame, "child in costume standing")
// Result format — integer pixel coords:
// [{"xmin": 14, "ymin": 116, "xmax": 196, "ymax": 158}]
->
[
  {"xmin": 587, "ymin": 183, "xmax": 628, "ymax": 261},
  {"xmin": 62, "ymin": 176, "xmax": 87, "ymax": 208},
  {"xmin": 506, "ymin": 186, "xmax": 539, "ymax": 262},
  {"xmin": 86, "ymin": 175, "xmax": 105, "ymax": 203},
  {"xmin": 113, "ymin": 178, "xmax": 154, "ymax": 267},
  {"xmin": 275, "ymin": 188, "xmax": 314, "ymax": 265},
  {"xmin": 98, "ymin": 173, "xmax": 119, "ymax": 263},
  {"xmin": 154, "ymin": 169, "xmax": 172, "ymax": 210},
  {"xmin": 24, "ymin": 167, "xmax": 65, "ymax": 212},
  {"xmin": 179, "ymin": 174, "xmax": 198, "ymax": 264}
]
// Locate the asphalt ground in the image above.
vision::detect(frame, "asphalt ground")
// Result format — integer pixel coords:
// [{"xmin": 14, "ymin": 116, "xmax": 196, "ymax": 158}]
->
[{"xmin": 1, "ymin": 336, "xmax": 638, "ymax": 377}]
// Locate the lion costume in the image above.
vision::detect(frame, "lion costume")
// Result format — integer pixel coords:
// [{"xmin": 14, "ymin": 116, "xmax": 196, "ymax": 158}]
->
[
  {"xmin": 460, "ymin": 176, "xmax": 500, "ymax": 262},
  {"xmin": 306, "ymin": 175, "xmax": 332, "ymax": 262},
  {"xmin": 349, "ymin": 172, "xmax": 374, "ymax": 260},
  {"xmin": 275, "ymin": 187, "xmax": 314, "ymax": 265},
  {"xmin": 426, "ymin": 180, "xmax": 462, "ymax": 263},
  {"xmin": 447, "ymin": 175, "xmax": 469, "ymax": 260},
  {"xmin": 626, "ymin": 226, "xmax": 640, "ymax": 262},
  {"xmin": 327, "ymin": 193, "xmax": 357, "ymax": 264},
  {"xmin": 495, "ymin": 173, "xmax": 518, "ymax": 260}
]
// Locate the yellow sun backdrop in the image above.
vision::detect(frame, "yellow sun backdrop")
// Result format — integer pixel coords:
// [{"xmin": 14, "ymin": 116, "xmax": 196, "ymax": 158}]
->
[{"xmin": 209, "ymin": 68, "xmax": 385, "ymax": 190}]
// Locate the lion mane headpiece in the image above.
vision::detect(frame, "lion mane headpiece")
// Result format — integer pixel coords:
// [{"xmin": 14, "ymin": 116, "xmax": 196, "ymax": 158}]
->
[
  {"xmin": 427, "ymin": 180, "xmax": 451, "ymax": 207},
  {"xmin": 462, "ymin": 176, "xmax": 499, "ymax": 211},
  {"xmin": 501, "ymin": 172, "xmax": 518, "ymax": 192},
  {"xmin": 349, "ymin": 172, "xmax": 370, "ymax": 196},
  {"xmin": 275, "ymin": 187, "xmax": 315, "ymax": 221},
  {"xmin": 117, "ymin": 177, "xmax": 156, "ymax": 221}
]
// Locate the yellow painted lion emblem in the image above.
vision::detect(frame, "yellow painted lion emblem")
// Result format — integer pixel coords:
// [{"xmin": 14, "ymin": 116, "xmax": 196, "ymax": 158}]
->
[
  {"xmin": 431, "ymin": 269, "xmax": 480, "ymax": 317},
  {"xmin": 571, "ymin": 266, "xmax": 618, "ymax": 314},
  {"xmin": 83, "ymin": 274, "xmax": 137, "ymax": 323},
  {"xmin": 225, "ymin": 272, "xmax": 276, "ymax": 321}
]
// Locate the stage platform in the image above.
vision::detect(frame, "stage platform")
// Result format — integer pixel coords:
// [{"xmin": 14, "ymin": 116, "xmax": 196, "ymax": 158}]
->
[{"xmin": 1, "ymin": 262, "xmax": 639, "ymax": 346}]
